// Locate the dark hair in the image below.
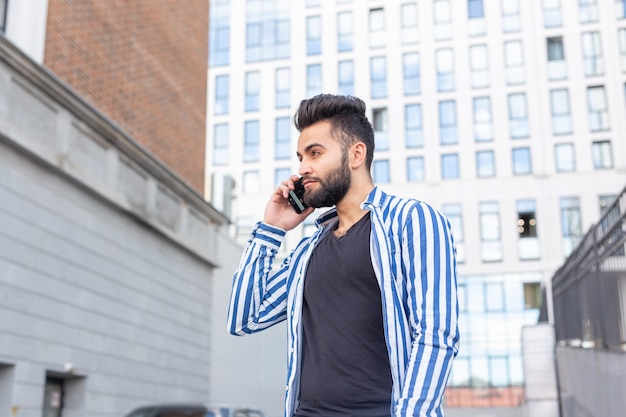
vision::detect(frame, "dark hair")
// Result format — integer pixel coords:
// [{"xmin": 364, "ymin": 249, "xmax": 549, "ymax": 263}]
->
[{"xmin": 293, "ymin": 94, "xmax": 375, "ymax": 169}]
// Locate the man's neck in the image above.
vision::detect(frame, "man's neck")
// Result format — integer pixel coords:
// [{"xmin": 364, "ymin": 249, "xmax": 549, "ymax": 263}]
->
[{"xmin": 333, "ymin": 182, "xmax": 374, "ymax": 237}]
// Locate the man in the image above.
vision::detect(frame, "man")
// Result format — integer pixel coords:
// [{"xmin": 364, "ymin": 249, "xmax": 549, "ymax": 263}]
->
[{"xmin": 228, "ymin": 94, "xmax": 459, "ymax": 417}]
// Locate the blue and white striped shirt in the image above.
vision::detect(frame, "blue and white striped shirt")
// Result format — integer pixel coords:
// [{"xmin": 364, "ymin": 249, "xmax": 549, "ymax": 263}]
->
[{"xmin": 228, "ymin": 187, "xmax": 460, "ymax": 417}]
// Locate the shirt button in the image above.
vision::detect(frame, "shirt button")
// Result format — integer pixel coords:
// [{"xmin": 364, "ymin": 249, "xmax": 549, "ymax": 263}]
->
[{"xmin": 285, "ymin": 385, "xmax": 289, "ymax": 391}]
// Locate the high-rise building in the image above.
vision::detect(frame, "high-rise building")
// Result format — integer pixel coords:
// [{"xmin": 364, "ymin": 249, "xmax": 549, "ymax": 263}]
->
[{"xmin": 206, "ymin": 0, "xmax": 626, "ymax": 411}]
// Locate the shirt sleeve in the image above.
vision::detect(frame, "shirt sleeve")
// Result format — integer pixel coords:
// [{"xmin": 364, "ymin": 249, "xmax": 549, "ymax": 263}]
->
[
  {"xmin": 227, "ymin": 221, "xmax": 292, "ymax": 336},
  {"xmin": 396, "ymin": 203, "xmax": 460, "ymax": 416}
]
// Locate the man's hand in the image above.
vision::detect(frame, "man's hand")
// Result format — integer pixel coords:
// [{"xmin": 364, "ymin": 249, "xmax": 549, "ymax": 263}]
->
[{"xmin": 264, "ymin": 175, "xmax": 314, "ymax": 230}]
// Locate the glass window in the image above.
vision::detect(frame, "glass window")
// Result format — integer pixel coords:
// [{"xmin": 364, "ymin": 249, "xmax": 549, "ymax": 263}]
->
[
  {"xmin": 543, "ymin": 0, "xmax": 562, "ymax": 28},
  {"xmin": 403, "ymin": 52, "xmax": 421, "ymax": 95},
  {"xmin": 468, "ymin": 0, "xmax": 486, "ymax": 36},
  {"xmin": 489, "ymin": 357, "xmax": 509, "ymax": 387},
  {"xmin": 517, "ymin": 199, "xmax": 540, "ymax": 260},
  {"xmin": 457, "ymin": 284, "xmax": 467, "ymax": 313},
  {"xmin": 307, "ymin": 15, "xmax": 322, "ymax": 56},
  {"xmin": 373, "ymin": 108, "xmax": 389, "ymax": 150},
  {"xmin": 473, "ymin": 97, "xmax": 493, "ymax": 142},
  {"xmin": 209, "ymin": 2, "xmax": 230, "ymax": 66},
  {"xmin": 619, "ymin": 28, "xmax": 626, "ymax": 72},
  {"xmin": 213, "ymin": 124, "xmax": 229, "ymax": 165},
  {"xmin": 442, "ymin": 204, "xmax": 465, "ymax": 263},
  {"xmin": 436, "ymin": 48, "xmax": 455, "ymax": 92},
  {"xmin": 555, "ymin": 143, "xmax": 575, "ymax": 172},
  {"xmin": 547, "ymin": 36, "xmax": 567, "ymax": 80},
  {"xmin": 401, "ymin": 3, "xmax": 419, "ymax": 44},
  {"xmin": 243, "ymin": 170, "xmax": 260, "ymax": 193},
  {"xmin": 246, "ymin": 1, "xmax": 290, "ymax": 62},
  {"xmin": 235, "ymin": 217, "xmax": 255, "ymax": 246},
  {"xmin": 450, "ymin": 357, "xmax": 470, "ymax": 386},
  {"xmin": 501, "ymin": 0, "xmax": 520, "ymax": 32},
  {"xmin": 370, "ymin": 56, "xmax": 387, "ymax": 99},
  {"xmin": 485, "ymin": 283, "xmax": 504, "ymax": 311},
  {"xmin": 560, "ymin": 197, "xmax": 582, "ymax": 257},
  {"xmin": 469, "ymin": 0, "xmax": 484, "ymax": 18},
  {"xmin": 480, "ymin": 202, "xmax": 502, "ymax": 262},
  {"xmin": 405, "ymin": 104, "xmax": 423, "ymax": 148},
  {"xmin": 214, "ymin": 75, "xmax": 229, "ymax": 115},
  {"xmin": 581, "ymin": 32, "xmax": 603, "ymax": 77},
  {"xmin": 579, "ymin": 0, "xmax": 598, "ymax": 23},
  {"xmin": 547, "ymin": 37, "xmax": 564, "ymax": 61},
  {"xmin": 302, "ymin": 216, "xmax": 317, "ymax": 238},
  {"xmin": 434, "ymin": 0, "xmax": 452, "ymax": 40},
  {"xmin": 373, "ymin": 159, "xmax": 390, "ymax": 183},
  {"xmin": 508, "ymin": 93, "xmax": 529, "ymax": 139},
  {"xmin": 245, "ymin": 71, "xmax": 260, "ymax": 112},
  {"xmin": 337, "ymin": 11, "xmax": 353, "ymax": 52},
  {"xmin": 439, "ymin": 100, "xmax": 458, "ymax": 145},
  {"xmin": 369, "ymin": 8, "xmax": 386, "ymax": 48},
  {"xmin": 442, "ymin": 153, "xmax": 459, "ymax": 179},
  {"xmin": 523, "ymin": 282, "xmax": 542, "ymax": 309},
  {"xmin": 306, "ymin": 0, "xmax": 321, "ymax": 6},
  {"xmin": 467, "ymin": 283, "xmax": 485, "ymax": 313},
  {"xmin": 504, "ymin": 40, "xmax": 525, "ymax": 85},
  {"xmin": 512, "ymin": 147, "xmax": 531, "ymax": 175},
  {"xmin": 599, "ymin": 195, "xmax": 617, "ymax": 214},
  {"xmin": 550, "ymin": 89, "xmax": 572, "ymax": 135},
  {"xmin": 476, "ymin": 150, "xmax": 495, "ymax": 178},
  {"xmin": 275, "ymin": 67, "xmax": 290, "ymax": 109},
  {"xmin": 619, "ymin": 0, "xmax": 626, "ymax": 18},
  {"xmin": 587, "ymin": 86, "xmax": 609, "ymax": 131},
  {"xmin": 407, "ymin": 156, "xmax": 425, "ymax": 182},
  {"xmin": 244, "ymin": 120, "xmax": 259, "ymax": 162},
  {"xmin": 592, "ymin": 140, "xmax": 613, "ymax": 169},
  {"xmin": 338, "ymin": 60, "xmax": 354, "ymax": 96},
  {"xmin": 470, "ymin": 44, "xmax": 489, "ymax": 88},
  {"xmin": 274, "ymin": 168, "xmax": 290, "ymax": 187},
  {"xmin": 275, "ymin": 117, "xmax": 291, "ymax": 160},
  {"xmin": 517, "ymin": 200, "xmax": 537, "ymax": 238},
  {"xmin": 307, "ymin": 64, "xmax": 322, "ymax": 98},
  {"xmin": 471, "ymin": 357, "xmax": 490, "ymax": 387}
]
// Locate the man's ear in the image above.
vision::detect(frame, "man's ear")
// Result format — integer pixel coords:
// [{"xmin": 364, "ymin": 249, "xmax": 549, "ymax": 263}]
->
[{"xmin": 350, "ymin": 142, "xmax": 367, "ymax": 169}]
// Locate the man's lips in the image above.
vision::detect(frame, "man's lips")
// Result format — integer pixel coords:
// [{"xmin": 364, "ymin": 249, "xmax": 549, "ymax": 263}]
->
[{"xmin": 302, "ymin": 179, "xmax": 316, "ymax": 188}]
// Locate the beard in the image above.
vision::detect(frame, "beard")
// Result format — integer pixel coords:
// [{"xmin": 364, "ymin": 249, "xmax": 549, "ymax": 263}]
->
[{"xmin": 303, "ymin": 152, "xmax": 351, "ymax": 208}]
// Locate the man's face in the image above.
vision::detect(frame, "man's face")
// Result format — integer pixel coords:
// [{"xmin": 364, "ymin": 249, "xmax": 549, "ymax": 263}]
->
[{"xmin": 296, "ymin": 120, "xmax": 351, "ymax": 208}]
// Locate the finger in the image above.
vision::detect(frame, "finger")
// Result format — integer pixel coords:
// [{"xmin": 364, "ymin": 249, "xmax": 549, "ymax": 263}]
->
[{"xmin": 278, "ymin": 182, "xmax": 290, "ymax": 198}]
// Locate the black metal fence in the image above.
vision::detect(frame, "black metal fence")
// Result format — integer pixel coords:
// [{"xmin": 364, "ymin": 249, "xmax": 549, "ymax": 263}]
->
[{"xmin": 552, "ymin": 184, "xmax": 626, "ymax": 350}]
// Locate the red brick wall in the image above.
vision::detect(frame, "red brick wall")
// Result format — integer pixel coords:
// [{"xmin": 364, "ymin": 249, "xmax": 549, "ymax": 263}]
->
[{"xmin": 44, "ymin": 0, "xmax": 209, "ymax": 193}]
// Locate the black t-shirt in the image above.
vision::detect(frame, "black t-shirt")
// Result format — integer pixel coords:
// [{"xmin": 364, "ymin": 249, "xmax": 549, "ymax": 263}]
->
[{"xmin": 294, "ymin": 214, "xmax": 392, "ymax": 417}]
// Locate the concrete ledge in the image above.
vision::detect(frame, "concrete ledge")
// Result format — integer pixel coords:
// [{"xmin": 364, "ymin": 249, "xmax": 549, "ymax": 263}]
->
[{"xmin": 0, "ymin": 35, "xmax": 227, "ymax": 267}]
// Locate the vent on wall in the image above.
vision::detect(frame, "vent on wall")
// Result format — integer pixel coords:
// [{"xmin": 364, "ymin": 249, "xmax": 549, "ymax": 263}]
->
[{"xmin": 211, "ymin": 173, "xmax": 235, "ymax": 220}]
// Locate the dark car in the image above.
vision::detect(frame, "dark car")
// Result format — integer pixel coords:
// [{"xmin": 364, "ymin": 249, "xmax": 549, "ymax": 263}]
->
[{"xmin": 123, "ymin": 403, "xmax": 267, "ymax": 417}]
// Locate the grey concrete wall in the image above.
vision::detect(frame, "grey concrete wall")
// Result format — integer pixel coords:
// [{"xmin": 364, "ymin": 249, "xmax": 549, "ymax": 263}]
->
[
  {"xmin": 556, "ymin": 346, "xmax": 626, "ymax": 417},
  {"xmin": 210, "ymin": 237, "xmax": 287, "ymax": 417},
  {"xmin": 0, "ymin": 36, "xmax": 286, "ymax": 417},
  {"xmin": 1, "ymin": 140, "xmax": 215, "ymax": 416},
  {"xmin": 522, "ymin": 324, "xmax": 559, "ymax": 417}
]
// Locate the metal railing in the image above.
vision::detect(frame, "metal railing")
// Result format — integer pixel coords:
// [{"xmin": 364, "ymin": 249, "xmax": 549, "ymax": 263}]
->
[{"xmin": 552, "ymin": 184, "xmax": 626, "ymax": 350}]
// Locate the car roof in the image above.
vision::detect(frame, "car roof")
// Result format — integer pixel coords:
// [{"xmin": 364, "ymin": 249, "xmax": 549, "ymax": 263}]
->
[{"xmin": 126, "ymin": 403, "xmax": 262, "ymax": 413}]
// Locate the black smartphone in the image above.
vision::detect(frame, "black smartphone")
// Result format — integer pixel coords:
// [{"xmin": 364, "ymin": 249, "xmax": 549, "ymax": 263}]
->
[{"xmin": 288, "ymin": 177, "xmax": 308, "ymax": 214}]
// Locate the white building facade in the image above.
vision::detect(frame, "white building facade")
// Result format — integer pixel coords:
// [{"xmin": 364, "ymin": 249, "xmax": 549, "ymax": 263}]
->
[{"xmin": 206, "ymin": 0, "xmax": 626, "ymax": 410}]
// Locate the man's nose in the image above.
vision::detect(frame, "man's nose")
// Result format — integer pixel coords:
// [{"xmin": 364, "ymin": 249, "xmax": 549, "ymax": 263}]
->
[{"xmin": 299, "ymin": 159, "xmax": 312, "ymax": 176}]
